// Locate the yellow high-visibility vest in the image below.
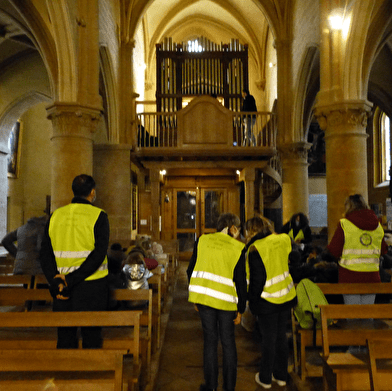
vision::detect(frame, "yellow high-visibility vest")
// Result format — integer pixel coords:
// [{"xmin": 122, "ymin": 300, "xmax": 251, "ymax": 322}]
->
[
  {"xmin": 288, "ymin": 228, "xmax": 305, "ymax": 242},
  {"xmin": 188, "ymin": 232, "xmax": 245, "ymax": 311},
  {"xmin": 339, "ymin": 218, "xmax": 384, "ymax": 272},
  {"xmin": 252, "ymin": 233, "xmax": 296, "ymax": 304},
  {"xmin": 49, "ymin": 203, "xmax": 108, "ymax": 281}
]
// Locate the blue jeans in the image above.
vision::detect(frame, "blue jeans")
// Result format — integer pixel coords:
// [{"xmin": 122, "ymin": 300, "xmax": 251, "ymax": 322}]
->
[
  {"xmin": 256, "ymin": 309, "xmax": 290, "ymax": 384},
  {"xmin": 197, "ymin": 304, "xmax": 237, "ymax": 390}
]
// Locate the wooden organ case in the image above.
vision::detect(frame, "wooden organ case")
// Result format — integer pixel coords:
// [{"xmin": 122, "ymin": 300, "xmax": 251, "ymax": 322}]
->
[{"xmin": 156, "ymin": 37, "xmax": 249, "ymax": 113}]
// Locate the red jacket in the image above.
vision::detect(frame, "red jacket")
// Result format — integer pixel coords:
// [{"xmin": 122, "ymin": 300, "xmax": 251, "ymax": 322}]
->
[{"xmin": 327, "ymin": 209, "xmax": 387, "ymax": 283}]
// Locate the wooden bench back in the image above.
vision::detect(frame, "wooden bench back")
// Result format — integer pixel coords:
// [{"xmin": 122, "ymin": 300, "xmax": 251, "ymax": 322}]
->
[
  {"xmin": 319, "ymin": 304, "xmax": 392, "ymax": 357},
  {"xmin": 0, "ymin": 310, "xmax": 142, "ymax": 361},
  {"xmin": 0, "ymin": 287, "xmax": 52, "ymax": 307},
  {"xmin": 317, "ymin": 282, "xmax": 392, "ymax": 295},
  {"xmin": 367, "ymin": 338, "xmax": 392, "ymax": 391},
  {"xmin": 0, "ymin": 275, "xmax": 33, "ymax": 288}
]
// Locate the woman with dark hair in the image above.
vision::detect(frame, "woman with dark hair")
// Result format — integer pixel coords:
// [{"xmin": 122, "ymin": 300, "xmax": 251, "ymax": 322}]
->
[
  {"xmin": 281, "ymin": 212, "xmax": 312, "ymax": 245},
  {"xmin": 327, "ymin": 194, "xmax": 388, "ymax": 305},
  {"xmin": 187, "ymin": 213, "xmax": 246, "ymax": 391}
]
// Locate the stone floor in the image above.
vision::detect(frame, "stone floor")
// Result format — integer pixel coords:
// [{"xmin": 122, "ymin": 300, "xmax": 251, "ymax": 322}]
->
[{"xmin": 148, "ymin": 262, "xmax": 324, "ymax": 391}]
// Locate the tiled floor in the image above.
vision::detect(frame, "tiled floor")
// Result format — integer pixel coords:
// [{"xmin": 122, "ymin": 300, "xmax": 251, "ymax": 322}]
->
[{"xmin": 151, "ymin": 262, "xmax": 323, "ymax": 391}]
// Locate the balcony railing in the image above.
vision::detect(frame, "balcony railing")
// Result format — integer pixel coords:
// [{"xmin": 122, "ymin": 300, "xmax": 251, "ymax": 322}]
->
[{"xmin": 135, "ymin": 111, "xmax": 277, "ymax": 149}]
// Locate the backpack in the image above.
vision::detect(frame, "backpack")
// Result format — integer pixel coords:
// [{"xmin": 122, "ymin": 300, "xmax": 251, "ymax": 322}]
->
[{"xmin": 294, "ymin": 278, "xmax": 332, "ymax": 344}]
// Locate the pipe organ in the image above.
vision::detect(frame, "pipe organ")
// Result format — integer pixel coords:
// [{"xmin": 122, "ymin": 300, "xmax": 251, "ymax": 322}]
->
[{"xmin": 156, "ymin": 37, "xmax": 249, "ymax": 113}]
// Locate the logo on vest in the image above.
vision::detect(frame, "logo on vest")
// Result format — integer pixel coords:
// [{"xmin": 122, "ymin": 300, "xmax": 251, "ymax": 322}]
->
[{"xmin": 360, "ymin": 233, "xmax": 372, "ymax": 246}]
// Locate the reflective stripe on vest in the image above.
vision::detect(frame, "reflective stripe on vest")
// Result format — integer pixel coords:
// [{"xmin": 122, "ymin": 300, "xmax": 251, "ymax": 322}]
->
[
  {"xmin": 188, "ymin": 232, "xmax": 244, "ymax": 311},
  {"xmin": 339, "ymin": 218, "xmax": 384, "ymax": 272},
  {"xmin": 49, "ymin": 203, "xmax": 108, "ymax": 281},
  {"xmin": 252, "ymin": 233, "xmax": 296, "ymax": 304}
]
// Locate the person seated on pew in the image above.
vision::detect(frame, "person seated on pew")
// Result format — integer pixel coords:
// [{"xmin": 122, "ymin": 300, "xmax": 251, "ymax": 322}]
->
[
  {"xmin": 121, "ymin": 251, "xmax": 153, "ymax": 309},
  {"xmin": 126, "ymin": 236, "xmax": 158, "ymax": 271}
]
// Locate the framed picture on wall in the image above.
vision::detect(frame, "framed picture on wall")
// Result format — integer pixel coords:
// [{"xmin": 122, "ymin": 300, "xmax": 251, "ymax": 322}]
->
[{"xmin": 7, "ymin": 121, "xmax": 22, "ymax": 178}]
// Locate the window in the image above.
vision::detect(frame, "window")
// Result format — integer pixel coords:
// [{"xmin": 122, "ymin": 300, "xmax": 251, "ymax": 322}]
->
[
  {"xmin": 373, "ymin": 107, "xmax": 391, "ymax": 186},
  {"xmin": 187, "ymin": 39, "xmax": 203, "ymax": 52}
]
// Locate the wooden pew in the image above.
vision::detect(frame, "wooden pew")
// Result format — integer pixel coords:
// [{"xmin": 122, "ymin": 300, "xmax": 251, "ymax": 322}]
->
[
  {"xmin": 0, "ymin": 287, "xmax": 52, "ymax": 312},
  {"xmin": 149, "ymin": 274, "xmax": 162, "ymax": 350},
  {"xmin": 292, "ymin": 282, "xmax": 392, "ymax": 380},
  {"xmin": 153, "ymin": 264, "xmax": 170, "ymax": 312},
  {"xmin": 0, "ymin": 274, "xmax": 33, "ymax": 288},
  {"xmin": 0, "ymin": 286, "xmax": 155, "ymax": 388},
  {"xmin": 319, "ymin": 304, "xmax": 392, "ymax": 391},
  {"xmin": 110, "ymin": 288, "xmax": 153, "ymax": 383},
  {"xmin": 367, "ymin": 338, "xmax": 392, "ymax": 391},
  {"xmin": 0, "ymin": 254, "xmax": 15, "ymax": 275},
  {"xmin": 0, "ymin": 310, "xmax": 142, "ymax": 391}
]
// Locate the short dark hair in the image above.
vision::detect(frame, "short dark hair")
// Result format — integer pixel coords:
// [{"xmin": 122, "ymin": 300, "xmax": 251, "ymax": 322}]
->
[
  {"xmin": 72, "ymin": 174, "xmax": 96, "ymax": 197},
  {"xmin": 242, "ymin": 89, "xmax": 249, "ymax": 95}
]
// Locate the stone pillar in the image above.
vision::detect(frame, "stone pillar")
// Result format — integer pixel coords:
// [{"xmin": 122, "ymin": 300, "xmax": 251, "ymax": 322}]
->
[
  {"xmin": 93, "ymin": 144, "xmax": 132, "ymax": 246},
  {"xmin": 315, "ymin": 102, "xmax": 371, "ymax": 240},
  {"xmin": 150, "ymin": 169, "xmax": 161, "ymax": 240},
  {"xmin": 0, "ymin": 147, "xmax": 8, "ymax": 239},
  {"xmin": 46, "ymin": 103, "xmax": 102, "ymax": 211},
  {"xmin": 239, "ymin": 167, "xmax": 255, "ymax": 222},
  {"xmin": 119, "ymin": 40, "xmax": 136, "ymax": 145},
  {"xmin": 280, "ymin": 142, "xmax": 311, "ymax": 224}
]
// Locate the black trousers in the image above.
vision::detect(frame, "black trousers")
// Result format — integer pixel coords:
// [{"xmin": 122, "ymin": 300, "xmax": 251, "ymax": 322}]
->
[{"xmin": 53, "ymin": 277, "xmax": 109, "ymax": 349}]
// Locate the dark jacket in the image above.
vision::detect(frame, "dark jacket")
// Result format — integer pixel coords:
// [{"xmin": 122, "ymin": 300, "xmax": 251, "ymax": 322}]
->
[
  {"xmin": 246, "ymin": 232, "xmax": 297, "ymax": 315},
  {"xmin": 40, "ymin": 197, "xmax": 110, "ymax": 290}
]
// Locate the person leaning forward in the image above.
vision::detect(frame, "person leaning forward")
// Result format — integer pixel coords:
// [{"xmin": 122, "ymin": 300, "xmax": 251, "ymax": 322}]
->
[
  {"xmin": 187, "ymin": 213, "xmax": 247, "ymax": 391},
  {"xmin": 40, "ymin": 174, "xmax": 110, "ymax": 349}
]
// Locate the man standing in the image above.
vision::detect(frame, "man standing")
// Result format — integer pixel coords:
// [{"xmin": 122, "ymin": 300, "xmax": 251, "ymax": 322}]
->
[
  {"xmin": 187, "ymin": 213, "xmax": 247, "ymax": 391},
  {"xmin": 242, "ymin": 89, "xmax": 257, "ymax": 146},
  {"xmin": 40, "ymin": 174, "xmax": 109, "ymax": 348}
]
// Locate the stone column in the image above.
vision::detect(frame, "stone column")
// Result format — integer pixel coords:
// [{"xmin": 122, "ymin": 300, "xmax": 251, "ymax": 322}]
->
[
  {"xmin": 118, "ymin": 40, "xmax": 136, "ymax": 145},
  {"xmin": 0, "ymin": 147, "xmax": 8, "ymax": 239},
  {"xmin": 315, "ymin": 101, "xmax": 371, "ymax": 240},
  {"xmin": 280, "ymin": 142, "xmax": 311, "ymax": 224},
  {"xmin": 46, "ymin": 103, "xmax": 102, "ymax": 211},
  {"xmin": 93, "ymin": 144, "xmax": 131, "ymax": 246},
  {"xmin": 150, "ymin": 169, "xmax": 161, "ymax": 240},
  {"xmin": 239, "ymin": 167, "xmax": 255, "ymax": 222}
]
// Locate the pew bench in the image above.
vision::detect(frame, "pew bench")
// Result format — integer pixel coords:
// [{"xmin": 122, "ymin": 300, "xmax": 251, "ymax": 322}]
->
[
  {"xmin": 149, "ymin": 274, "xmax": 162, "ymax": 351},
  {"xmin": 110, "ymin": 288, "xmax": 153, "ymax": 385},
  {"xmin": 319, "ymin": 303, "xmax": 392, "ymax": 391},
  {"xmin": 367, "ymin": 337, "xmax": 392, "ymax": 391},
  {"xmin": 0, "ymin": 310, "xmax": 142, "ymax": 391},
  {"xmin": 292, "ymin": 282, "xmax": 392, "ymax": 380}
]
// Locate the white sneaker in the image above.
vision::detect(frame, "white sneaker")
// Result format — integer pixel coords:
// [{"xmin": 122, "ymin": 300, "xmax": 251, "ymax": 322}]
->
[
  {"xmin": 255, "ymin": 373, "xmax": 271, "ymax": 389},
  {"xmin": 272, "ymin": 375, "xmax": 286, "ymax": 386}
]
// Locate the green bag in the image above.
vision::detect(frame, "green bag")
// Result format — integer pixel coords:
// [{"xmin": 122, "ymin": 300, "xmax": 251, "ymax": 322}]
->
[{"xmin": 294, "ymin": 278, "xmax": 332, "ymax": 344}]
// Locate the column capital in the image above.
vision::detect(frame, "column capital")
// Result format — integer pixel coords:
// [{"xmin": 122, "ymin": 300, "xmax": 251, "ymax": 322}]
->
[
  {"xmin": 314, "ymin": 100, "xmax": 372, "ymax": 131},
  {"xmin": 279, "ymin": 142, "xmax": 312, "ymax": 163},
  {"xmin": 46, "ymin": 102, "xmax": 102, "ymax": 139}
]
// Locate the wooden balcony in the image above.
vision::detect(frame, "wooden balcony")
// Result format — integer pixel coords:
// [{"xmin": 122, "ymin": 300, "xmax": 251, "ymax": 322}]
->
[{"xmin": 131, "ymin": 96, "xmax": 277, "ymax": 164}]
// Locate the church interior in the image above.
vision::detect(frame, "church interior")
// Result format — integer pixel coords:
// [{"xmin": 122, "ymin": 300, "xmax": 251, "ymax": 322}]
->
[{"xmin": 0, "ymin": 0, "xmax": 392, "ymax": 390}]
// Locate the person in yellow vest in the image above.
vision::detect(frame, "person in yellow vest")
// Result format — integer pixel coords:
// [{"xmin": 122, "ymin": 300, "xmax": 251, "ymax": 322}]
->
[
  {"xmin": 40, "ymin": 174, "xmax": 109, "ymax": 348},
  {"xmin": 281, "ymin": 212, "xmax": 312, "ymax": 246},
  {"xmin": 245, "ymin": 216, "xmax": 297, "ymax": 389},
  {"xmin": 187, "ymin": 213, "xmax": 246, "ymax": 391},
  {"xmin": 327, "ymin": 194, "xmax": 388, "ymax": 305}
]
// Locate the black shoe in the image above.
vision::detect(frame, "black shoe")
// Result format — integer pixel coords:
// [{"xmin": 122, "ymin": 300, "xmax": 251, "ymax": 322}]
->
[{"xmin": 199, "ymin": 385, "xmax": 215, "ymax": 391}]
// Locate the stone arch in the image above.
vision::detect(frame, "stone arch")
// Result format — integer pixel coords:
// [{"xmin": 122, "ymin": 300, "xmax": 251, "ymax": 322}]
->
[
  {"xmin": 0, "ymin": 91, "xmax": 52, "ymax": 238},
  {"xmin": 99, "ymin": 46, "xmax": 120, "ymax": 143},
  {"xmin": 293, "ymin": 46, "xmax": 320, "ymax": 141}
]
